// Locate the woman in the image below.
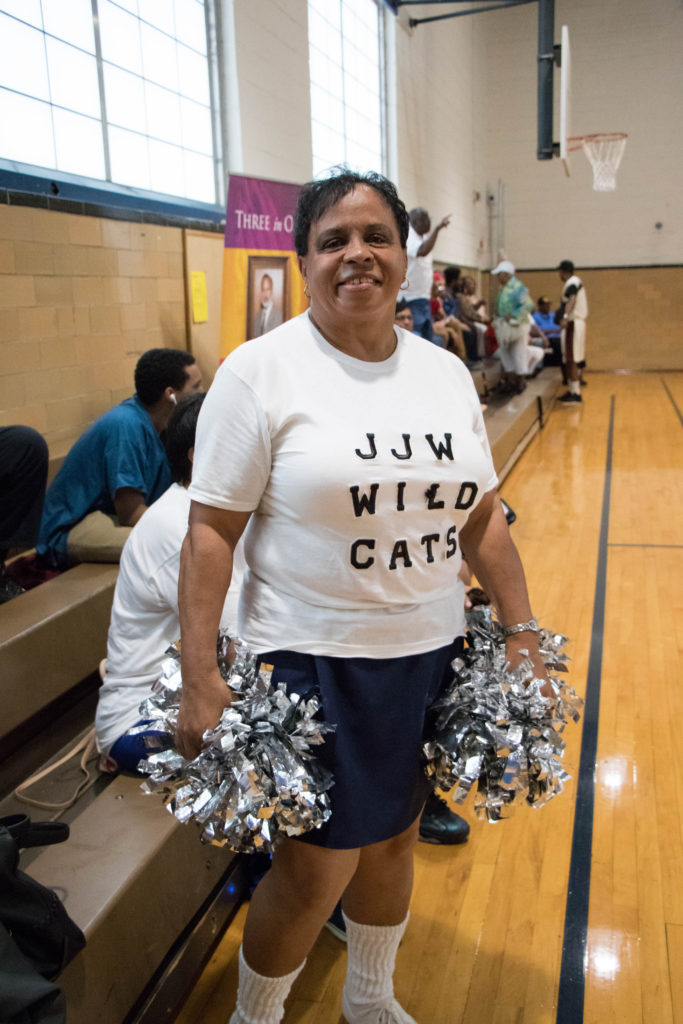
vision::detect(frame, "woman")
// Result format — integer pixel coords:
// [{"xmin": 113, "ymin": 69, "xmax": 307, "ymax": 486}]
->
[
  {"xmin": 490, "ymin": 259, "xmax": 535, "ymax": 394},
  {"xmin": 176, "ymin": 171, "xmax": 547, "ymax": 1024}
]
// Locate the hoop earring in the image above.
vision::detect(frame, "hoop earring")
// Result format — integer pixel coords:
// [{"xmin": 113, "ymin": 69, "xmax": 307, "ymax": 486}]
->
[
  {"xmin": 304, "ymin": 282, "xmax": 311, "ymax": 299},
  {"xmin": 400, "ymin": 278, "xmax": 410, "ymax": 291}
]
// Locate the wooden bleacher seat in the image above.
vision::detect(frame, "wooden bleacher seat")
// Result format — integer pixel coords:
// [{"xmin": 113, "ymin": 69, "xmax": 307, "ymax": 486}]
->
[
  {"xmin": 486, "ymin": 369, "xmax": 562, "ymax": 480},
  {"xmin": 23, "ymin": 774, "xmax": 244, "ymax": 1024},
  {"xmin": 0, "ymin": 563, "xmax": 118, "ymax": 747},
  {"xmin": 0, "ymin": 558, "xmax": 246, "ymax": 1024}
]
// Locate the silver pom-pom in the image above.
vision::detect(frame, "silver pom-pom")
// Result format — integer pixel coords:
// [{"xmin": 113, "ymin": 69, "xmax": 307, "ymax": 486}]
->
[
  {"xmin": 424, "ymin": 606, "xmax": 583, "ymax": 822},
  {"xmin": 138, "ymin": 638, "xmax": 334, "ymax": 851}
]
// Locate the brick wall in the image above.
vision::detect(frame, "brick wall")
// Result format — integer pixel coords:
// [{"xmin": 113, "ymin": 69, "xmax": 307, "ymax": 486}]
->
[
  {"xmin": 0, "ymin": 204, "xmax": 187, "ymax": 458},
  {"xmin": 485, "ymin": 266, "xmax": 683, "ymax": 371}
]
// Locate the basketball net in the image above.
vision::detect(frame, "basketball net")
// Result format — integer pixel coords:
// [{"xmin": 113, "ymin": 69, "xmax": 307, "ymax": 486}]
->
[{"xmin": 570, "ymin": 133, "xmax": 628, "ymax": 192}]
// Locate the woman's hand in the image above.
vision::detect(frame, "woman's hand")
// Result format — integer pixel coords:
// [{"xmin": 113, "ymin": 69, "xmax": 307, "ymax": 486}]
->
[
  {"xmin": 504, "ymin": 634, "xmax": 553, "ymax": 698},
  {"xmin": 175, "ymin": 666, "xmax": 234, "ymax": 760}
]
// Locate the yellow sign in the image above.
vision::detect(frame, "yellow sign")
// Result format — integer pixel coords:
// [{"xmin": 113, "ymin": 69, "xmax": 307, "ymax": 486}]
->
[{"xmin": 190, "ymin": 271, "xmax": 209, "ymax": 323}]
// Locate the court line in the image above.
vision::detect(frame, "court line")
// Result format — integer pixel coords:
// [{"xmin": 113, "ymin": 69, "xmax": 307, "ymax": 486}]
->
[
  {"xmin": 556, "ymin": 395, "xmax": 615, "ymax": 1024},
  {"xmin": 661, "ymin": 378, "xmax": 683, "ymax": 427},
  {"xmin": 608, "ymin": 543, "xmax": 683, "ymax": 549}
]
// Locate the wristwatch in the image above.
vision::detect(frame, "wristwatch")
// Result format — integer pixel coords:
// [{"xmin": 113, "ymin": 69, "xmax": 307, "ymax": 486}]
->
[{"xmin": 502, "ymin": 617, "xmax": 539, "ymax": 637}]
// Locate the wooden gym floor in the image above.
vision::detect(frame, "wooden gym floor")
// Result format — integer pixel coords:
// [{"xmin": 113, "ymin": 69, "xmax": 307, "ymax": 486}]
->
[{"xmin": 176, "ymin": 372, "xmax": 683, "ymax": 1024}]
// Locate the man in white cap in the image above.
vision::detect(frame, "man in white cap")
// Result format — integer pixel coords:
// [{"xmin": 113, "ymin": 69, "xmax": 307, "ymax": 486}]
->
[{"xmin": 491, "ymin": 260, "xmax": 535, "ymax": 394}]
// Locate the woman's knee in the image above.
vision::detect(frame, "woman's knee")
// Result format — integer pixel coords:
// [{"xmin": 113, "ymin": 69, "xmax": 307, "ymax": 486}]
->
[
  {"xmin": 268, "ymin": 840, "xmax": 359, "ymax": 913},
  {"xmin": 361, "ymin": 817, "xmax": 421, "ymax": 867}
]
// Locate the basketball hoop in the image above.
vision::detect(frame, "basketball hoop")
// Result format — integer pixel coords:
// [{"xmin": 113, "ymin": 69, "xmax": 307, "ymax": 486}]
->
[{"xmin": 568, "ymin": 133, "xmax": 628, "ymax": 192}]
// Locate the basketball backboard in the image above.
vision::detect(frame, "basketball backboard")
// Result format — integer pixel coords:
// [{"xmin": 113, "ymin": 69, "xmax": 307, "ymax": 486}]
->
[{"xmin": 559, "ymin": 25, "xmax": 571, "ymax": 175}]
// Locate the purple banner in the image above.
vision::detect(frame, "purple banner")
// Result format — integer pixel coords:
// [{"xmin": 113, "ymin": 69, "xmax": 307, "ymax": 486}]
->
[{"xmin": 224, "ymin": 174, "xmax": 302, "ymax": 251}]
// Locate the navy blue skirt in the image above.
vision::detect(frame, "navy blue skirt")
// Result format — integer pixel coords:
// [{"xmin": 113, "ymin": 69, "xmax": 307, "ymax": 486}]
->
[{"xmin": 262, "ymin": 638, "xmax": 464, "ymax": 850}]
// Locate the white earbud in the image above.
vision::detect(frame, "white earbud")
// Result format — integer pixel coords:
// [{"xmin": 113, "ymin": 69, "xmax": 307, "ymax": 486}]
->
[{"xmin": 170, "ymin": 393, "xmax": 177, "ymax": 405}]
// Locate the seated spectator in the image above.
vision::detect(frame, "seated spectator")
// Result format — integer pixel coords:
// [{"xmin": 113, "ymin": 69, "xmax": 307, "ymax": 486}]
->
[
  {"xmin": 532, "ymin": 296, "xmax": 563, "ymax": 368},
  {"xmin": 37, "ymin": 348, "xmax": 202, "ymax": 569},
  {"xmin": 394, "ymin": 298, "xmax": 416, "ymax": 333},
  {"xmin": 96, "ymin": 393, "xmax": 244, "ymax": 773},
  {"xmin": 459, "ymin": 275, "xmax": 490, "ymax": 361},
  {"xmin": 429, "ymin": 275, "xmax": 468, "ymax": 361},
  {"xmin": 440, "ymin": 266, "xmax": 479, "ymax": 365},
  {"xmin": 441, "ymin": 265, "xmax": 461, "ymax": 317},
  {"xmin": 0, "ymin": 425, "xmax": 49, "ymax": 603}
]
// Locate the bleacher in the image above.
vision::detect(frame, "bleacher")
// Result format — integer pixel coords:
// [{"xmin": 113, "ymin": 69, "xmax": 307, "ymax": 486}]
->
[
  {"xmin": 0, "ymin": 558, "xmax": 246, "ymax": 1024},
  {"xmin": 471, "ymin": 359, "xmax": 563, "ymax": 480}
]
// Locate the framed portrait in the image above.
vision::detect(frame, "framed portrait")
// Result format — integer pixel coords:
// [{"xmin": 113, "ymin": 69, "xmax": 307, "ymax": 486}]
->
[{"xmin": 247, "ymin": 255, "xmax": 290, "ymax": 339}]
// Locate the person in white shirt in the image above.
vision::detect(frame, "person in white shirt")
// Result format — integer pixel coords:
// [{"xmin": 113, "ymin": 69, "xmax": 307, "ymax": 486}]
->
[
  {"xmin": 403, "ymin": 207, "xmax": 450, "ymax": 344},
  {"xmin": 175, "ymin": 170, "xmax": 551, "ymax": 1024},
  {"xmin": 95, "ymin": 393, "xmax": 244, "ymax": 772},
  {"xmin": 557, "ymin": 259, "xmax": 589, "ymax": 405}
]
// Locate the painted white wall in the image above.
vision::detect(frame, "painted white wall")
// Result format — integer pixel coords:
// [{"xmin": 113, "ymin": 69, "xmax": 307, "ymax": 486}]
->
[
  {"xmin": 233, "ymin": 0, "xmax": 312, "ymax": 186},
  {"xmin": 229, "ymin": 0, "xmax": 682, "ymax": 269},
  {"xmin": 231, "ymin": 2, "xmax": 488, "ymax": 268},
  {"xmin": 394, "ymin": 7, "xmax": 489, "ymax": 269},
  {"xmin": 483, "ymin": 0, "xmax": 683, "ymax": 268}
]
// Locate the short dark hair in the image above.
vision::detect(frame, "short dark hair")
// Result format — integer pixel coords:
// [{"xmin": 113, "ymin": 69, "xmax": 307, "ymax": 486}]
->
[
  {"xmin": 444, "ymin": 265, "xmax": 461, "ymax": 288},
  {"xmin": 165, "ymin": 392, "xmax": 206, "ymax": 485},
  {"xmin": 558, "ymin": 259, "xmax": 575, "ymax": 273},
  {"xmin": 395, "ymin": 299, "xmax": 411, "ymax": 316},
  {"xmin": 134, "ymin": 348, "xmax": 196, "ymax": 406},
  {"xmin": 294, "ymin": 168, "xmax": 410, "ymax": 257}
]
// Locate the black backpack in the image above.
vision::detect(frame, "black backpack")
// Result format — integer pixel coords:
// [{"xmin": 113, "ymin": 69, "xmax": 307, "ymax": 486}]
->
[{"xmin": 0, "ymin": 815, "xmax": 86, "ymax": 1023}]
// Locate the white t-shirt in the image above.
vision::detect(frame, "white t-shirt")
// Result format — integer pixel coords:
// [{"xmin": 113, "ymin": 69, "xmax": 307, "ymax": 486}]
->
[
  {"xmin": 403, "ymin": 225, "xmax": 433, "ymax": 302},
  {"xmin": 95, "ymin": 483, "xmax": 244, "ymax": 754},
  {"xmin": 563, "ymin": 275, "xmax": 588, "ymax": 320},
  {"xmin": 189, "ymin": 313, "xmax": 498, "ymax": 658}
]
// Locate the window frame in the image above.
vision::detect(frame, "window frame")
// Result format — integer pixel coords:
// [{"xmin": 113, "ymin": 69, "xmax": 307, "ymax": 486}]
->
[
  {"xmin": 308, "ymin": 0, "xmax": 388, "ymax": 179},
  {"xmin": 0, "ymin": 0, "xmax": 225, "ymax": 224}
]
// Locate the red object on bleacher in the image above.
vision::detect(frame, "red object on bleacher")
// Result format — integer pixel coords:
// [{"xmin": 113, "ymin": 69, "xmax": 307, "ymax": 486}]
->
[{"xmin": 6, "ymin": 555, "xmax": 63, "ymax": 591}]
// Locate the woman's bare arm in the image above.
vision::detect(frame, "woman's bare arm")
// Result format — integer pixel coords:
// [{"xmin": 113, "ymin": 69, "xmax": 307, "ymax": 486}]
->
[
  {"xmin": 459, "ymin": 488, "xmax": 551, "ymax": 692},
  {"xmin": 175, "ymin": 501, "xmax": 251, "ymax": 759}
]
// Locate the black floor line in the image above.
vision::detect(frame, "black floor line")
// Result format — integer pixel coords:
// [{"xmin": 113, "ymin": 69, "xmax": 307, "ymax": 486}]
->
[
  {"xmin": 556, "ymin": 395, "xmax": 615, "ymax": 1024},
  {"xmin": 661, "ymin": 378, "xmax": 683, "ymax": 427},
  {"xmin": 608, "ymin": 543, "xmax": 683, "ymax": 549}
]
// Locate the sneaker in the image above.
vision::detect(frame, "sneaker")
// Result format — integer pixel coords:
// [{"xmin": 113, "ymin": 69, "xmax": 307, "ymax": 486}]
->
[
  {"xmin": 500, "ymin": 498, "xmax": 516, "ymax": 525},
  {"xmin": 558, "ymin": 391, "xmax": 582, "ymax": 404},
  {"xmin": 325, "ymin": 900, "xmax": 347, "ymax": 942},
  {"xmin": 341, "ymin": 996, "xmax": 417, "ymax": 1023},
  {"xmin": 419, "ymin": 792, "xmax": 470, "ymax": 845}
]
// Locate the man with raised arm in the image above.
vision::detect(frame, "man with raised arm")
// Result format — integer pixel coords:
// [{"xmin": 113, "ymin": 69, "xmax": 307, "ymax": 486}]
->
[{"xmin": 402, "ymin": 206, "xmax": 451, "ymax": 344}]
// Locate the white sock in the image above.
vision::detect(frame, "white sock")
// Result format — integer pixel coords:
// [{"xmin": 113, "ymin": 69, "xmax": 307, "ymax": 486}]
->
[
  {"xmin": 341, "ymin": 912, "xmax": 417, "ymax": 1023},
  {"xmin": 569, "ymin": 380, "xmax": 581, "ymax": 395},
  {"xmin": 229, "ymin": 946, "xmax": 305, "ymax": 1024}
]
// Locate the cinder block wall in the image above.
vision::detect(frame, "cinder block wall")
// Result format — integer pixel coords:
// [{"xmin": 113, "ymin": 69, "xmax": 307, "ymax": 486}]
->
[
  {"xmin": 484, "ymin": 266, "xmax": 683, "ymax": 372},
  {"xmin": 0, "ymin": 204, "xmax": 187, "ymax": 457}
]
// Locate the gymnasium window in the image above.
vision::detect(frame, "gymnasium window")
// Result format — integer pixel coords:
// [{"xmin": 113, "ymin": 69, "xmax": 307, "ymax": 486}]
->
[
  {"xmin": 0, "ymin": 0, "xmax": 220, "ymax": 208},
  {"xmin": 307, "ymin": 0, "xmax": 385, "ymax": 178}
]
